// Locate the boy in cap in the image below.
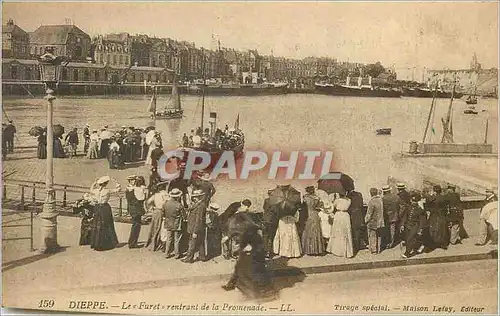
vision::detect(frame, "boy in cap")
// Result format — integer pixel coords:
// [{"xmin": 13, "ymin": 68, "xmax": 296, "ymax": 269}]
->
[{"xmin": 382, "ymin": 185, "xmax": 401, "ymax": 249}]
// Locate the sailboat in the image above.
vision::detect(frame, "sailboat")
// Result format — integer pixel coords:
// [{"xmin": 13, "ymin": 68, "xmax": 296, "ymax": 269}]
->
[
  {"xmin": 150, "ymin": 77, "xmax": 184, "ymax": 120},
  {"xmin": 465, "ymin": 85, "xmax": 478, "ymax": 105},
  {"xmin": 177, "ymin": 50, "xmax": 245, "ymax": 169}
]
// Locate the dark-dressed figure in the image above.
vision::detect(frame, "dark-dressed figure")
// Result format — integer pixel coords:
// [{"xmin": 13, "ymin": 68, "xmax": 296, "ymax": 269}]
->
[
  {"xmin": 73, "ymin": 197, "xmax": 95, "ymax": 245},
  {"xmin": 301, "ymin": 186, "xmax": 325, "ymax": 255},
  {"xmin": 126, "ymin": 176, "xmax": 146, "ymax": 248},
  {"xmin": 182, "ymin": 190, "xmax": 208, "ymax": 263},
  {"xmin": 219, "ymin": 199, "xmax": 252, "ymax": 259},
  {"xmin": 205, "ymin": 203, "xmax": 223, "ymax": 260},
  {"xmin": 168, "ymin": 164, "xmax": 190, "ymax": 207},
  {"xmin": 107, "ymin": 138, "xmax": 123, "ymax": 169},
  {"xmin": 53, "ymin": 136, "xmax": 66, "ymax": 158},
  {"xmin": 3, "ymin": 120, "xmax": 16, "ymax": 153},
  {"xmin": 347, "ymin": 189, "xmax": 365, "ymax": 254},
  {"xmin": 401, "ymin": 191, "xmax": 427, "ymax": 258},
  {"xmin": 382, "ymin": 185, "xmax": 401, "ymax": 249},
  {"xmin": 89, "ymin": 176, "xmax": 120, "ymax": 251},
  {"xmin": 427, "ymin": 185, "xmax": 450, "ymax": 250},
  {"xmin": 446, "ymin": 185, "xmax": 466, "ymax": 244},
  {"xmin": 222, "ymin": 212, "xmax": 275, "ymax": 300},
  {"xmin": 262, "ymin": 189, "xmax": 278, "ymax": 258},
  {"xmin": 193, "ymin": 173, "xmax": 216, "ymax": 202},
  {"xmin": 37, "ymin": 133, "xmax": 47, "ymax": 159},
  {"xmin": 163, "ymin": 188, "xmax": 186, "ymax": 259},
  {"xmin": 64, "ymin": 128, "xmax": 79, "ymax": 156}
]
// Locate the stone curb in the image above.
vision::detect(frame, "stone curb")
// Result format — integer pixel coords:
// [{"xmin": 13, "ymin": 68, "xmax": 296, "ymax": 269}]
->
[{"xmin": 40, "ymin": 250, "xmax": 498, "ymax": 295}]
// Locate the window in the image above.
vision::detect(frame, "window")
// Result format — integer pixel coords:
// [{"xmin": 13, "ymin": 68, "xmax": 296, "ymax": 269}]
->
[
  {"xmin": 73, "ymin": 69, "xmax": 79, "ymax": 81},
  {"xmin": 11, "ymin": 66, "xmax": 18, "ymax": 79},
  {"xmin": 107, "ymin": 54, "xmax": 110, "ymax": 64},
  {"xmin": 25, "ymin": 67, "xmax": 32, "ymax": 80},
  {"xmin": 130, "ymin": 72, "xmax": 135, "ymax": 82},
  {"xmin": 125, "ymin": 56, "xmax": 129, "ymax": 65},
  {"xmin": 140, "ymin": 73, "xmax": 144, "ymax": 82},
  {"xmin": 147, "ymin": 74, "xmax": 151, "ymax": 82},
  {"xmin": 84, "ymin": 70, "xmax": 89, "ymax": 81},
  {"xmin": 62, "ymin": 68, "xmax": 68, "ymax": 80},
  {"xmin": 119, "ymin": 55, "xmax": 123, "ymax": 65},
  {"xmin": 95, "ymin": 70, "xmax": 99, "ymax": 81},
  {"xmin": 113, "ymin": 55, "xmax": 117, "ymax": 65},
  {"xmin": 75, "ymin": 46, "xmax": 82, "ymax": 57}
]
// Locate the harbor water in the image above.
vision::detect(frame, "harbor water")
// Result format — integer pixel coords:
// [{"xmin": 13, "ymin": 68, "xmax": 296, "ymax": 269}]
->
[{"xmin": 3, "ymin": 94, "xmax": 498, "ymax": 201}]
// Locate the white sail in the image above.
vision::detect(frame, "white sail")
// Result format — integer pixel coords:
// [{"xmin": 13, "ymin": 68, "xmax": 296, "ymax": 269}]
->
[
  {"xmin": 147, "ymin": 90, "xmax": 157, "ymax": 113},
  {"xmin": 165, "ymin": 82, "xmax": 181, "ymax": 110}
]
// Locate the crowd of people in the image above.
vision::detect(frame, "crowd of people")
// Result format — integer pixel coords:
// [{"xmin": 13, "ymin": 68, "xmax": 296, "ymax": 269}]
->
[
  {"xmin": 73, "ymin": 164, "xmax": 498, "ymax": 266},
  {"xmin": 34, "ymin": 124, "xmax": 165, "ymax": 170},
  {"xmin": 182, "ymin": 125, "xmax": 244, "ymax": 152}
]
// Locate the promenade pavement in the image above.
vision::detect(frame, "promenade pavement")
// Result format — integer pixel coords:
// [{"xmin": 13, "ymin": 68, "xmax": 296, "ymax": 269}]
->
[{"xmin": 2, "ymin": 205, "xmax": 497, "ymax": 306}]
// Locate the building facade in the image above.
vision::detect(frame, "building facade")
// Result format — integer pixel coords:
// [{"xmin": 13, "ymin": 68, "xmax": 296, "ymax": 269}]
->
[
  {"xmin": 29, "ymin": 24, "xmax": 91, "ymax": 61},
  {"xmin": 2, "ymin": 19, "xmax": 29, "ymax": 59},
  {"xmin": 92, "ymin": 33, "xmax": 131, "ymax": 67}
]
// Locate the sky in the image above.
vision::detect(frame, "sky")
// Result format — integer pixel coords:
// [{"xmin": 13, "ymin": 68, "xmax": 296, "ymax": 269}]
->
[{"xmin": 2, "ymin": 1, "xmax": 498, "ymax": 69}]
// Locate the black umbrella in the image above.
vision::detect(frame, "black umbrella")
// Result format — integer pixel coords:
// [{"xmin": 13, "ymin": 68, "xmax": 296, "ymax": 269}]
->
[
  {"xmin": 268, "ymin": 185, "xmax": 302, "ymax": 217},
  {"xmin": 29, "ymin": 126, "xmax": 44, "ymax": 137},
  {"xmin": 317, "ymin": 172, "xmax": 355, "ymax": 195}
]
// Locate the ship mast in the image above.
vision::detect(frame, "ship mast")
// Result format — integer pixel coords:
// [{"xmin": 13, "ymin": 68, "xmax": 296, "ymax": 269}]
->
[
  {"xmin": 422, "ymin": 80, "xmax": 439, "ymax": 143},
  {"xmin": 201, "ymin": 48, "xmax": 206, "ymax": 132},
  {"xmin": 441, "ymin": 74, "xmax": 456, "ymax": 143}
]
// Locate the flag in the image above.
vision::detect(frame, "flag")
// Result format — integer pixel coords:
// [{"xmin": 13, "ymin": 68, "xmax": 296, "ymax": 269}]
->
[{"xmin": 234, "ymin": 113, "xmax": 240, "ymax": 130}]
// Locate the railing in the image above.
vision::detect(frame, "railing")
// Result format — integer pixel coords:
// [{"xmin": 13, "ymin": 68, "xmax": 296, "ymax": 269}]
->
[{"xmin": 2, "ymin": 180, "xmax": 130, "ymax": 217}]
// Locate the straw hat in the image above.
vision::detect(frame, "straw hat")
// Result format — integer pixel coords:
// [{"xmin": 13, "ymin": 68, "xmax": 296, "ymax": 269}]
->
[
  {"xmin": 191, "ymin": 189, "xmax": 205, "ymax": 197},
  {"xmin": 382, "ymin": 185, "xmax": 391, "ymax": 192},
  {"xmin": 396, "ymin": 183, "xmax": 406, "ymax": 189},
  {"xmin": 97, "ymin": 176, "xmax": 110, "ymax": 185},
  {"xmin": 127, "ymin": 175, "xmax": 137, "ymax": 181},
  {"xmin": 169, "ymin": 188, "xmax": 182, "ymax": 198},
  {"xmin": 209, "ymin": 202, "xmax": 220, "ymax": 211}
]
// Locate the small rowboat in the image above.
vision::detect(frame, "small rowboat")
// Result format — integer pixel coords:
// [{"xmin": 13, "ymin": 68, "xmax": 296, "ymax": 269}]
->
[{"xmin": 376, "ymin": 128, "xmax": 392, "ymax": 135}]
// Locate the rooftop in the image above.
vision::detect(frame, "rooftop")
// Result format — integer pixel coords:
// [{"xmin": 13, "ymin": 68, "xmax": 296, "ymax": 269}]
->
[{"xmin": 29, "ymin": 24, "xmax": 90, "ymax": 45}]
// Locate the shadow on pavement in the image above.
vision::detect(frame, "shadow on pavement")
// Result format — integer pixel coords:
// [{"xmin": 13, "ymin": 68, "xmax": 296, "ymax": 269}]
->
[
  {"xmin": 2, "ymin": 246, "xmax": 68, "ymax": 272},
  {"xmin": 269, "ymin": 257, "xmax": 307, "ymax": 292}
]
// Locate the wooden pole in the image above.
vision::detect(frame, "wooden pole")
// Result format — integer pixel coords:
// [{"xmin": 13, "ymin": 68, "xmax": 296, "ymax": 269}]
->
[
  {"xmin": 484, "ymin": 118, "xmax": 489, "ymax": 144},
  {"xmin": 422, "ymin": 83, "xmax": 438, "ymax": 143},
  {"xmin": 20, "ymin": 185, "xmax": 25, "ymax": 211}
]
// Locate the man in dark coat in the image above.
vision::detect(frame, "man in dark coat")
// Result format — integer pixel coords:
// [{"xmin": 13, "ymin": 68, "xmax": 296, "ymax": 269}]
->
[
  {"xmin": 426, "ymin": 185, "xmax": 450, "ymax": 250},
  {"xmin": 164, "ymin": 188, "xmax": 186, "ymax": 259},
  {"xmin": 125, "ymin": 175, "xmax": 143, "ymax": 248},
  {"xmin": 400, "ymin": 191, "xmax": 427, "ymax": 258},
  {"xmin": 347, "ymin": 188, "xmax": 365, "ymax": 255},
  {"xmin": 219, "ymin": 199, "xmax": 252, "ymax": 259},
  {"xmin": 168, "ymin": 163, "xmax": 190, "ymax": 207},
  {"xmin": 262, "ymin": 189, "xmax": 278, "ymax": 258},
  {"xmin": 64, "ymin": 128, "xmax": 79, "ymax": 157},
  {"xmin": 3, "ymin": 120, "xmax": 16, "ymax": 153},
  {"xmin": 446, "ymin": 185, "xmax": 465, "ymax": 245},
  {"xmin": 182, "ymin": 190, "xmax": 208, "ymax": 263},
  {"xmin": 382, "ymin": 185, "xmax": 401, "ymax": 249}
]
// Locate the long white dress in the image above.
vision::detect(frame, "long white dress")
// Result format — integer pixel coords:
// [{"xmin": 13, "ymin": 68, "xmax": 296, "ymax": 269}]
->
[
  {"xmin": 327, "ymin": 197, "xmax": 354, "ymax": 258},
  {"xmin": 273, "ymin": 215, "xmax": 302, "ymax": 258},
  {"xmin": 146, "ymin": 137, "xmax": 159, "ymax": 166}
]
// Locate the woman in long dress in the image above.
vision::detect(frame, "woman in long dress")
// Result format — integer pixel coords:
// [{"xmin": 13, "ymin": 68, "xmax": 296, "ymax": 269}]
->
[
  {"xmin": 87, "ymin": 131, "xmax": 100, "ymax": 159},
  {"xmin": 273, "ymin": 208, "xmax": 302, "ymax": 258},
  {"xmin": 37, "ymin": 133, "xmax": 47, "ymax": 159},
  {"xmin": 144, "ymin": 181, "xmax": 169, "ymax": 252},
  {"xmin": 327, "ymin": 193, "xmax": 354, "ymax": 258},
  {"xmin": 146, "ymin": 133, "xmax": 160, "ymax": 166},
  {"xmin": 89, "ymin": 176, "xmax": 120, "ymax": 251},
  {"xmin": 427, "ymin": 186, "xmax": 450, "ymax": 250},
  {"xmin": 301, "ymin": 186, "xmax": 325, "ymax": 255},
  {"xmin": 107, "ymin": 137, "xmax": 123, "ymax": 169}
]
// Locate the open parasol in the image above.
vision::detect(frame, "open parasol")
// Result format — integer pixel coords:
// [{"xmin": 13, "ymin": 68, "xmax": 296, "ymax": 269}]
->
[
  {"xmin": 29, "ymin": 126, "xmax": 44, "ymax": 137},
  {"xmin": 317, "ymin": 172, "xmax": 355, "ymax": 195},
  {"xmin": 268, "ymin": 185, "xmax": 302, "ymax": 217}
]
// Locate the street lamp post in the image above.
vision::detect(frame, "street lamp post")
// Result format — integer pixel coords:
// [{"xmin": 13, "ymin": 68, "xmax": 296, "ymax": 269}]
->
[{"xmin": 37, "ymin": 49, "xmax": 65, "ymax": 254}]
